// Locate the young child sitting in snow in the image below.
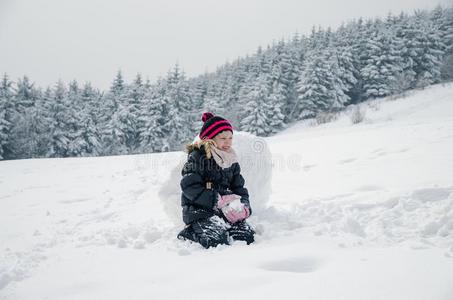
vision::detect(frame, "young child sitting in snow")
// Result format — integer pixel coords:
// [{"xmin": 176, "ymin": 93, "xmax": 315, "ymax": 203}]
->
[{"xmin": 177, "ymin": 112, "xmax": 255, "ymax": 248}]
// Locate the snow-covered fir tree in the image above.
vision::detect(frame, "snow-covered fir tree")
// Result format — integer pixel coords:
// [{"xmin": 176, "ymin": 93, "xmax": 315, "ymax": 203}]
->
[
  {"xmin": 65, "ymin": 80, "xmax": 89, "ymax": 156},
  {"xmin": 102, "ymin": 71, "xmax": 129, "ymax": 155},
  {"xmin": 433, "ymin": 6, "xmax": 453, "ymax": 80},
  {"xmin": 443, "ymin": 7, "xmax": 453, "ymax": 55},
  {"xmin": 0, "ymin": 106, "xmax": 9, "ymax": 160},
  {"xmin": 46, "ymin": 80, "xmax": 73, "ymax": 157},
  {"xmin": 139, "ymin": 79, "xmax": 169, "ymax": 152},
  {"xmin": 9, "ymin": 91, "xmax": 49, "ymax": 159},
  {"xmin": 360, "ymin": 21, "xmax": 404, "ymax": 98},
  {"xmin": 413, "ymin": 11, "xmax": 445, "ymax": 87},
  {"xmin": 164, "ymin": 65, "xmax": 194, "ymax": 150},
  {"xmin": 190, "ymin": 75, "xmax": 209, "ymax": 111},
  {"xmin": 80, "ymin": 82, "xmax": 102, "ymax": 155},
  {"xmin": 283, "ymin": 33, "xmax": 306, "ymax": 122},
  {"xmin": 296, "ymin": 50, "xmax": 344, "ymax": 119},
  {"xmin": 203, "ymin": 83, "xmax": 226, "ymax": 118},
  {"xmin": 268, "ymin": 40, "xmax": 295, "ymax": 123},
  {"xmin": 331, "ymin": 26, "xmax": 360, "ymax": 103},
  {"xmin": 267, "ymin": 80, "xmax": 286, "ymax": 134},
  {"xmin": 240, "ymin": 75, "xmax": 272, "ymax": 136},
  {"xmin": 0, "ymin": 74, "xmax": 15, "ymax": 160},
  {"xmin": 123, "ymin": 73, "xmax": 147, "ymax": 153},
  {"xmin": 15, "ymin": 76, "xmax": 37, "ymax": 113}
]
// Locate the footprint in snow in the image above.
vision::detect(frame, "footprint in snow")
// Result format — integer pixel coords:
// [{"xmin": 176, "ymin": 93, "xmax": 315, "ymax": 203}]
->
[
  {"xmin": 303, "ymin": 164, "xmax": 317, "ymax": 171},
  {"xmin": 356, "ymin": 185, "xmax": 383, "ymax": 192},
  {"xmin": 339, "ymin": 158, "xmax": 357, "ymax": 164},
  {"xmin": 260, "ymin": 257, "xmax": 322, "ymax": 273},
  {"xmin": 372, "ymin": 148, "xmax": 385, "ymax": 153},
  {"xmin": 411, "ymin": 187, "xmax": 451, "ymax": 203},
  {"xmin": 394, "ymin": 147, "xmax": 410, "ymax": 153},
  {"xmin": 59, "ymin": 197, "xmax": 91, "ymax": 204},
  {"xmin": 370, "ymin": 151, "xmax": 388, "ymax": 159}
]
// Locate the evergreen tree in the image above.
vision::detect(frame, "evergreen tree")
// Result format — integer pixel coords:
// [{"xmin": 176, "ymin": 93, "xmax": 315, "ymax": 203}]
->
[
  {"xmin": 395, "ymin": 13, "xmax": 419, "ymax": 88},
  {"xmin": 240, "ymin": 75, "xmax": 271, "ymax": 136},
  {"xmin": 8, "ymin": 77, "xmax": 50, "ymax": 158},
  {"xmin": 285, "ymin": 35, "xmax": 306, "ymax": 121},
  {"xmin": 122, "ymin": 73, "xmax": 146, "ymax": 153},
  {"xmin": 413, "ymin": 12, "xmax": 445, "ymax": 87},
  {"xmin": 80, "ymin": 82, "xmax": 102, "ymax": 123},
  {"xmin": 164, "ymin": 65, "xmax": 193, "ymax": 149},
  {"xmin": 435, "ymin": 6, "xmax": 453, "ymax": 80},
  {"xmin": 343, "ymin": 19, "xmax": 364, "ymax": 103},
  {"xmin": 139, "ymin": 79, "xmax": 168, "ymax": 152},
  {"xmin": 268, "ymin": 40, "xmax": 294, "ymax": 123},
  {"xmin": 101, "ymin": 71, "xmax": 129, "ymax": 155},
  {"xmin": 46, "ymin": 80, "xmax": 73, "ymax": 157},
  {"xmin": 335, "ymin": 46, "xmax": 358, "ymax": 103},
  {"xmin": 110, "ymin": 70, "xmax": 125, "ymax": 97},
  {"xmin": 81, "ymin": 83, "xmax": 102, "ymax": 155},
  {"xmin": 361, "ymin": 24, "xmax": 403, "ymax": 98},
  {"xmin": 296, "ymin": 51, "xmax": 335, "ymax": 119},
  {"xmin": 210, "ymin": 61, "xmax": 247, "ymax": 127},
  {"xmin": 189, "ymin": 75, "xmax": 208, "ymax": 111},
  {"xmin": 203, "ymin": 83, "xmax": 225, "ymax": 117},
  {"xmin": 65, "ymin": 80, "xmax": 88, "ymax": 156},
  {"xmin": 9, "ymin": 91, "xmax": 50, "ymax": 159},
  {"xmin": 444, "ymin": 7, "xmax": 453, "ymax": 54},
  {"xmin": 327, "ymin": 49, "xmax": 350, "ymax": 109},
  {"xmin": 431, "ymin": 6, "xmax": 452, "ymax": 53},
  {"xmin": 0, "ymin": 106, "xmax": 9, "ymax": 160},
  {"xmin": 15, "ymin": 76, "xmax": 37, "ymax": 113},
  {"xmin": 267, "ymin": 81, "xmax": 286, "ymax": 134},
  {"xmin": 0, "ymin": 74, "xmax": 15, "ymax": 159}
]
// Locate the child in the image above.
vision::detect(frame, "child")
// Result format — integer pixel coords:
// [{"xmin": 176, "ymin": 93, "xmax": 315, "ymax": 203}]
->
[{"xmin": 177, "ymin": 112, "xmax": 255, "ymax": 248}]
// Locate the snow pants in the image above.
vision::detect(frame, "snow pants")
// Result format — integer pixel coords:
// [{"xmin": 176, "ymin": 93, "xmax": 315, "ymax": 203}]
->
[{"xmin": 177, "ymin": 216, "xmax": 255, "ymax": 249}]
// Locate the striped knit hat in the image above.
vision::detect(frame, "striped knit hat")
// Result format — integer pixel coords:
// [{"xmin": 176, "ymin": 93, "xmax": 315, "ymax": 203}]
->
[{"xmin": 199, "ymin": 112, "xmax": 233, "ymax": 140}]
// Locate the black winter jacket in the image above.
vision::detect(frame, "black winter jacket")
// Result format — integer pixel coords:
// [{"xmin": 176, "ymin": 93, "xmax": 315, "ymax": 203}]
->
[{"xmin": 180, "ymin": 142, "xmax": 251, "ymax": 225}]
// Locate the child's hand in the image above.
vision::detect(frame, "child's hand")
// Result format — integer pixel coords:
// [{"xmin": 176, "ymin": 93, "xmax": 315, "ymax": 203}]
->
[
  {"xmin": 217, "ymin": 195, "xmax": 250, "ymax": 223},
  {"xmin": 217, "ymin": 194, "xmax": 241, "ymax": 209},
  {"xmin": 223, "ymin": 205, "xmax": 250, "ymax": 224}
]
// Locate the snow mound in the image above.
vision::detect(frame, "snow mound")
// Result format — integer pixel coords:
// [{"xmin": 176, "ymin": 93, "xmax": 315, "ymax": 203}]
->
[{"xmin": 158, "ymin": 131, "xmax": 272, "ymax": 225}]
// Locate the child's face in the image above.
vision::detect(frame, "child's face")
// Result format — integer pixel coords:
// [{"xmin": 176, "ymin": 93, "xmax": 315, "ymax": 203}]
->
[{"xmin": 213, "ymin": 131, "xmax": 233, "ymax": 151}]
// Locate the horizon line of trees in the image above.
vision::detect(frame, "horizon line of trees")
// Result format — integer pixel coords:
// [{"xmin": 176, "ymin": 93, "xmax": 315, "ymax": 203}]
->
[{"xmin": 1, "ymin": 5, "xmax": 453, "ymax": 161}]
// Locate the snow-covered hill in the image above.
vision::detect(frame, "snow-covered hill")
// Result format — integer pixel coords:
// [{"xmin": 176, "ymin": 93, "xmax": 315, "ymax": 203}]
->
[{"xmin": 1, "ymin": 83, "xmax": 453, "ymax": 300}]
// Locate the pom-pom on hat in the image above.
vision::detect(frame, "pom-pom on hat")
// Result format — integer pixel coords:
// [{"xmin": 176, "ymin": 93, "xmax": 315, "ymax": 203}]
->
[{"xmin": 199, "ymin": 112, "xmax": 233, "ymax": 140}]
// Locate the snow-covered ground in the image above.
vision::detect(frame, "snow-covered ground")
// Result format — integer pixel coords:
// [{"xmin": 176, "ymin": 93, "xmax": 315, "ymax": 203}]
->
[{"xmin": 1, "ymin": 83, "xmax": 453, "ymax": 300}]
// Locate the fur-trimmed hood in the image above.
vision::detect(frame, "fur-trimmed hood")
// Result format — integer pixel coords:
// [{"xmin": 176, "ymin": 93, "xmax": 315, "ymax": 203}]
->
[
  {"xmin": 186, "ymin": 135, "xmax": 238, "ymax": 169},
  {"xmin": 185, "ymin": 138, "xmax": 216, "ymax": 159}
]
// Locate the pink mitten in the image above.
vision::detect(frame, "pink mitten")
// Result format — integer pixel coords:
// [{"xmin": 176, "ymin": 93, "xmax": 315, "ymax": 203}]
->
[
  {"xmin": 224, "ymin": 206, "xmax": 250, "ymax": 224},
  {"xmin": 216, "ymin": 194, "xmax": 241, "ymax": 209}
]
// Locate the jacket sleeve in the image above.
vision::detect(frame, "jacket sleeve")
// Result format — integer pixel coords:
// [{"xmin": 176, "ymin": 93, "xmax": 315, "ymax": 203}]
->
[
  {"xmin": 180, "ymin": 152, "xmax": 217, "ymax": 210},
  {"xmin": 230, "ymin": 163, "xmax": 252, "ymax": 214}
]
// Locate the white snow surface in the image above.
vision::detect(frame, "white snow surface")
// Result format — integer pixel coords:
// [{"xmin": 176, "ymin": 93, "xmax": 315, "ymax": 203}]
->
[{"xmin": 1, "ymin": 83, "xmax": 453, "ymax": 300}]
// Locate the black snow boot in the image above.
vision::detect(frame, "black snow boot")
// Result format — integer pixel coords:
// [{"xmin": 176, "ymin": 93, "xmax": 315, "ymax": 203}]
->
[
  {"xmin": 177, "ymin": 216, "xmax": 229, "ymax": 249},
  {"xmin": 228, "ymin": 220, "xmax": 255, "ymax": 245}
]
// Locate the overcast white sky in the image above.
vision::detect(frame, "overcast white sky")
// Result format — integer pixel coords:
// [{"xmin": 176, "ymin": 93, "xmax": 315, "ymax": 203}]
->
[{"xmin": 0, "ymin": 0, "xmax": 451, "ymax": 91}]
